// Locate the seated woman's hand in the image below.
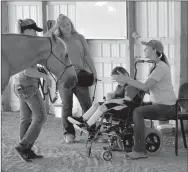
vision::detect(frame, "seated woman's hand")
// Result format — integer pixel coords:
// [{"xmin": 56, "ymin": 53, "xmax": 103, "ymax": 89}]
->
[{"xmin": 116, "ymin": 71, "xmax": 131, "ymax": 84}]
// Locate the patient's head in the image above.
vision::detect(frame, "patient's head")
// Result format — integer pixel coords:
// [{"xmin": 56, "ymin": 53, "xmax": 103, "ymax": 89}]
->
[{"xmin": 111, "ymin": 66, "xmax": 129, "ymax": 85}]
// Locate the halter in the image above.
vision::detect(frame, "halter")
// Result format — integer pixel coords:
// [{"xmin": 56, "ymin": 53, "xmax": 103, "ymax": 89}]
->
[{"xmin": 42, "ymin": 37, "xmax": 73, "ymax": 103}]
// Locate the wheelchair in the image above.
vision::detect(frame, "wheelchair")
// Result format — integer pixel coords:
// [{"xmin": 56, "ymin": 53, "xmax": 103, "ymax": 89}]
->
[
  {"xmin": 70, "ymin": 59, "xmax": 163, "ymax": 161},
  {"xmin": 83, "ymin": 93, "xmax": 163, "ymax": 161},
  {"xmin": 99, "ymin": 104, "xmax": 163, "ymax": 161}
]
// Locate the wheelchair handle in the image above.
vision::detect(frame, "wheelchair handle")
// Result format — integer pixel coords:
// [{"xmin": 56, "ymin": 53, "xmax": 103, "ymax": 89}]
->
[{"xmin": 134, "ymin": 59, "xmax": 156, "ymax": 80}]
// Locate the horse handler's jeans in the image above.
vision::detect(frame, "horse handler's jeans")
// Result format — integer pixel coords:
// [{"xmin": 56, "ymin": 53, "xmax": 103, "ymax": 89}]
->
[
  {"xmin": 132, "ymin": 104, "xmax": 176, "ymax": 152},
  {"xmin": 59, "ymin": 85, "xmax": 92, "ymax": 136},
  {"xmin": 15, "ymin": 85, "xmax": 47, "ymax": 150}
]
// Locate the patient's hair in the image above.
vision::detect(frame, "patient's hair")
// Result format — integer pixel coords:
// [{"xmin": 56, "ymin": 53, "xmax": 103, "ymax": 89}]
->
[{"xmin": 111, "ymin": 66, "xmax": 129, "ymax": 76}]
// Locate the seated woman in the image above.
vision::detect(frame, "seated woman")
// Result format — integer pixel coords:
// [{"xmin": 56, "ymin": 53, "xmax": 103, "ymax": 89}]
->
[
  {"xmin": 68, "ymin": 66, "xmax": 139, "ymax": 132},
  {"xmin": 116, "ymin": 40, "xmax": 177, "ymax": 159}
]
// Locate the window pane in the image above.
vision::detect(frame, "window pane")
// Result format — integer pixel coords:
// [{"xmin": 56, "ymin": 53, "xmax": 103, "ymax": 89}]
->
[{"xmin": 76, "ymin": 2, "xmax": 127, "ymax": 39}]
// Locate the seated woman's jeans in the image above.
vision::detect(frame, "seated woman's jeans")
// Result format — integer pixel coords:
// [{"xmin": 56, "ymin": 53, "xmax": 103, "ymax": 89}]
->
[
  {"xmin": 132, "ymin": 104, "xmax": 176, "ymax": 152},
  {"xmin": 15, "ymin": 85, "xmax": 47, "ymax": 150},
  {"xmin": 59, "ymin": 85, "xmax": 92, "ymax": 136}
]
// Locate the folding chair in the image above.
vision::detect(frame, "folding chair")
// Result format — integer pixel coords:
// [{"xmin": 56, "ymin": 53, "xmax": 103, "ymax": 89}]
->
[
  {"xmin": 174, "ymin": 82, "xmax": 188, "ymax": 156},
  {"xmin": 151, "ymin": 83, "xmax": 188, "ymax": 156}
]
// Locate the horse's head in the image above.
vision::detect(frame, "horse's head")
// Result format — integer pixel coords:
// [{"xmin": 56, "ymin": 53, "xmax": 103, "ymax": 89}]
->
[{"xmin": 49, "ymin": 33, "xmax": 77, "ymax": 88}]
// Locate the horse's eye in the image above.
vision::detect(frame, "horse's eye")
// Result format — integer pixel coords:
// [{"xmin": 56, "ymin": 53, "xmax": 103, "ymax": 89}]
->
[{"xmin": 65, "ymin": 54, "xmax": 68, "ymax": 58}]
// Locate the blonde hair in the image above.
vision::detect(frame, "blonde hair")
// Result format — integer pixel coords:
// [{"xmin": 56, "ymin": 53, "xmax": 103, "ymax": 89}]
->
[{"xmin": 55, "ymin": 14, "xmax": 78, "ymax": 38}]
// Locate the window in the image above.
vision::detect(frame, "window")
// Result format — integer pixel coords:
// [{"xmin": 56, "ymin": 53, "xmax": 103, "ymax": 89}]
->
[{"xmin": 76, "ymin": 2, "xmax": 127, "ymax": 39}]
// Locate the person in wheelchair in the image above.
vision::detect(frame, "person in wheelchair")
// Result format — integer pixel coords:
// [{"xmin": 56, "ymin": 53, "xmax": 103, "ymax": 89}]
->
[
  {"xmin": 116, "ymin": 40, "xmax": 177, "ymax": 160},
  {"xmin": 68, "ymin": 66, "xmax": 139, "ymax": 132}
]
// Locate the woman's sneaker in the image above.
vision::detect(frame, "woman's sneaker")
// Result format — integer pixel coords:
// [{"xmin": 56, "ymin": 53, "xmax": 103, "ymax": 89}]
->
[
  {"xmin": 125, "ymin": 151, "xmax": 148, "ymax": 160},
  {"xmin": 64, "ymin": 134, "xmax": 75, "ymax": 143}
]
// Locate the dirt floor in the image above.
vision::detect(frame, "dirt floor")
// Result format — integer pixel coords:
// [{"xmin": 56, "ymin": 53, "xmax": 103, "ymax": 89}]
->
[{"xmin": 1, "ymin": 112, "xmax": 188, "ymax": 172}]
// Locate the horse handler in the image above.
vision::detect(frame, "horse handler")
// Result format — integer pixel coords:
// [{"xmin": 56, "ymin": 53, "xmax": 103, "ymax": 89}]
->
[{"xmin": 14, "ymin": 18, "xmax": 52, "ymax": 162}]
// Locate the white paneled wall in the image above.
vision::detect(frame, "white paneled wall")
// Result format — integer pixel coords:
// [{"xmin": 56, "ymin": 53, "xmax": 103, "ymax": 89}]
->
[
  {"xmin": 46, "ymin": 2, "xmax": 76, "ymax": 26},
  {"xmin": 136, "ymin": 1, "xmax": 174, "ymax": 38}
]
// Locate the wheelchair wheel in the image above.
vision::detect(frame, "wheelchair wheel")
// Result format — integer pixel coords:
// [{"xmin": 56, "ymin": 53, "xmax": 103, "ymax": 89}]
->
[
  {"xmin": 145, "ymin": 128, "xmax": 163, "ymax": 156},
  {"xmin": 102, "ymin": 150, "xmax": 112, "ymax": 161}
]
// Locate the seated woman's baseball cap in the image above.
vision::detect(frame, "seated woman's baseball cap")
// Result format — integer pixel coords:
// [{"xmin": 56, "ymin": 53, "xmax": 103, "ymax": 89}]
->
[
  {"xmin": 20, "ymin": 19, "xmax": 43, "ymax": 32},
  {"xmin": 141, "ymin": 40, "xmax": 164, "ymax": 53}
]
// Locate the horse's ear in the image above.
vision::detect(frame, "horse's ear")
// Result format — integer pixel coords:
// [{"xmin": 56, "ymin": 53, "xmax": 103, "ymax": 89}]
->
[{"xmin": 51, "ymin": 32, "xmax": 59, "ymax": 43}]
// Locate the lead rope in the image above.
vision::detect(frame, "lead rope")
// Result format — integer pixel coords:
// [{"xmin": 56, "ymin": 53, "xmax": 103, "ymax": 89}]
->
[
  {"xmin": 37, "ymin": 37, "xmax": 72, "ymax": 104},
  {"xmin": 37, "ymin": 66, "xmax": 58, "ymax": 103},
  {"xmin": 92, "ymin": 78, "xmax": 102, "ymax": 102}
]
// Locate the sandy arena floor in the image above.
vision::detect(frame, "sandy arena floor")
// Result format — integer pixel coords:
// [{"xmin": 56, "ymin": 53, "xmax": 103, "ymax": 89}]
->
[{"xmin": 1, "ymin": 112, "xmax": 188, "ymax": 172}]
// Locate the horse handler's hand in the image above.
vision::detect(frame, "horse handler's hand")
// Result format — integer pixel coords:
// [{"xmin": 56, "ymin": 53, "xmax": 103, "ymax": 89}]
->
[{"xmin": 116, "ymin": 71, "xmax": 130, "ymax": 83}]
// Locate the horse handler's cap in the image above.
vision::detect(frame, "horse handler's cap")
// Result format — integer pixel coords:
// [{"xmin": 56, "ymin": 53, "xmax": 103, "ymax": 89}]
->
[
  {"xmin": 141, "ymin": 40, "xmax": 164, "ymax": 53},
  {"xmin": 21, "ymin": 19, "xmax": 43, "ymax": 32}
]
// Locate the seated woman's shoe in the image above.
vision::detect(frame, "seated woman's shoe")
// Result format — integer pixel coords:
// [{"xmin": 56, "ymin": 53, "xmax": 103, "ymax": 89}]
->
[{"xmin": 125, "ymin": 151, "xmax": 148, "ymax": 160}]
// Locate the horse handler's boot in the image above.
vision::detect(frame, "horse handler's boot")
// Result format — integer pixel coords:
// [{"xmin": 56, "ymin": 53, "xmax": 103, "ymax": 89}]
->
[
  {"xmin": 26, "ymin": 149, "xmax": 43, "ymax": 159},
  {"xmin": 14, "ymin": 146, "xmax": 32, "ymax": 162}
]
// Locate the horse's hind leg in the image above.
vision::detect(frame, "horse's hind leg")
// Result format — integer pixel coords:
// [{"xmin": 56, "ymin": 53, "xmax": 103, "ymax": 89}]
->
[{"xmin": 1, "ymin": 56, "xmax": 11, "ymax": 94}]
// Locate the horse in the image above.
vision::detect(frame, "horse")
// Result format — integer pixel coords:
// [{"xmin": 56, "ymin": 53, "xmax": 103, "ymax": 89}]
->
[{"xmin": 1, "ymin": 33, "xmax": 78, "ymax": 93}]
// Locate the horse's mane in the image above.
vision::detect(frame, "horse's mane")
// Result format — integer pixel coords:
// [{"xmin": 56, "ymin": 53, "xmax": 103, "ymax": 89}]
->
[{"xmin": 2, "ymin": 33, "xmax": 43, "ymax": 39}]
